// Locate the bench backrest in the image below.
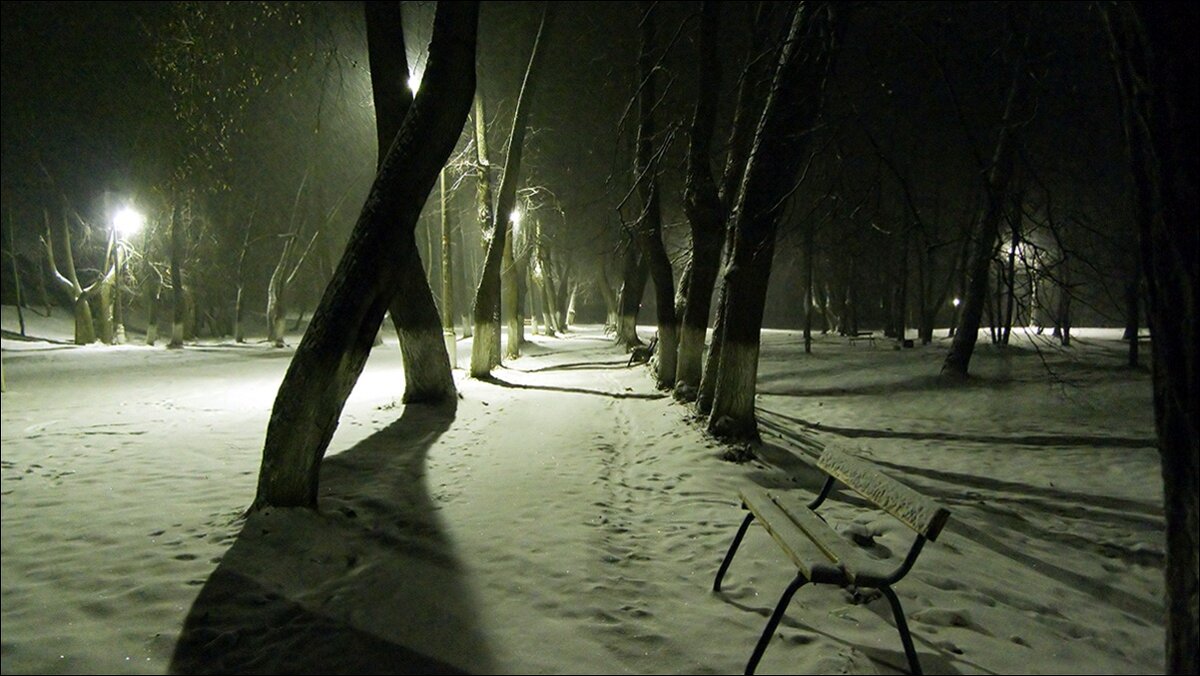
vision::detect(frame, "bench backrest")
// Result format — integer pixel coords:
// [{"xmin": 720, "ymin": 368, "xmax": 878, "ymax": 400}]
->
[{"xmin": 818, "ymin": 444, "xmax": 951, "ymax": 541}]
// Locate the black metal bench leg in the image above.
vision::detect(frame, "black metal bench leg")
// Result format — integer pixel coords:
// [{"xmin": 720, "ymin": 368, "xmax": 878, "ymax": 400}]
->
[
  {"xmin": 744, "ymin": 574, "xmax": 808, "ymax": 675},
  {"xmin": 714, "ymin": 512, "xmax": 756, "ymax": 592},
  {"xmin": 879, "ymin": 585, "xmax": 922, "ymax": 675}
]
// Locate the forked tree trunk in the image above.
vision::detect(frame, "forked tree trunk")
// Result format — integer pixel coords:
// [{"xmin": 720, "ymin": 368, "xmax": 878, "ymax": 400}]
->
[
  {"xmin": 43, "ymin": 212, "xmax": 100, "ymax": 345},
  {"xmin": 366, "ymin": 0, "xmax": 456, "ymax": 403},
  {"xmin": 471, "ymin": 7, "xmax": 551, "ymax": 378},
  {"xmin": 1105, "ymin": 5, "xmax": 1198, "ymax": 673},
  {"xmin": 708, "ymin": 2, "xmax": 844, "ymax": 441},
  {"xmin": 253, "ymin": 1, "xmax": 477, "ymax": 510}
]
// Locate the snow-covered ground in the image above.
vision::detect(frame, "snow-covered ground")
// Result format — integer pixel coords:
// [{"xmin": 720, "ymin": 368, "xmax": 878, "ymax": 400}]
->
[{"xmin": 2, "ymin": 305, "xmax": 1164, "ymax": 674}]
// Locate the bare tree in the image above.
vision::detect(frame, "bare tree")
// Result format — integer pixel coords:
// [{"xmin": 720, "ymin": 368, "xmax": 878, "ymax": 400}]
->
[
  {"xmin": 941, "ymin": 8, "xmax": 1031, "ymax": 377},
  {"xmin": 42, "ymin": 209, "xmax": 113, "ymax": 345},
  {"xmin": 470, "ymin": 5, "xmax": 552, "ymax": 378},
  {"xmin": 366, "ymin": 0, "xmax": 457, "ymax": 404},
  {"xmin": 1104, "ymin": 4, "xmax": 1198, "ymax": 672},
  {"xmin": 707, "ymin": 1, "xmax": 845, "ymax": 440}
]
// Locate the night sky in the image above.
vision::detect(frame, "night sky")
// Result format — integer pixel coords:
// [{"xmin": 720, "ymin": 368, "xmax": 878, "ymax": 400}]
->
[{"xmin": 2, "ymin": 1, "xmax": 1133, "ymax": 327}]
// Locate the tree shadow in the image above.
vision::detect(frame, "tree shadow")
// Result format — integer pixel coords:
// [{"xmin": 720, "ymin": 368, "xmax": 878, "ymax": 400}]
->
[
  {"xmin": 508, "ymin": 359, "xmax": 631, "ymax": 373},
  {"xmin": 757, "ymin": 406, "xmax": 1156, "ymax": 449},
  {"xmin": 481, "ymin": 375, "xmax": 667, "ymax": 400},
  {"xmin": 171, "ymin": 401, "xmax": 495, "ymax": 675}
]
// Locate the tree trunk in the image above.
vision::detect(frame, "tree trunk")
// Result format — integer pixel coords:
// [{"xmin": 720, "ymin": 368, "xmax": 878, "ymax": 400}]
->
[
  {"xmin": 254, "ymin": 1, "xmax": 477, "ymax": 510},
  {"xmin": 1057, "ymin": 262, "xmax": 1071, "ymax": 346},
  {"xmin": 675, "ymin": 1, "xmax": 724, "ymax": 401},
  {"xmin": 942, "ymin": 18, "xmax": 1028, "ymax": 376},
  {"xmin": 708, "ymin": 2, "xmax": 845, "ymax": 440},
  {"xmin": 96, "ymin": 277, "xmax": 115, "ymax": 345},
  {"xmin": 267, "ymin": 239, "xmax": 290, "ymax": 347},
  {"xmin": 8, "ymin": 212, "xmax": 27, "ymax": 337},
  {"xmin": 145, "ymin": 280, "xmax": 161, "ymax": 346},
  {"xmin": 502, "ymin": 220, "xmax": 523, "ymax": 359},
  {"xmin": 44, "ymin": 211, "xmax": 96, "ymax": 344},
  {"xmin": 632, "ymin": 2, "xmax": 678, "ymax": 389},
  {"xmin": 615, "ymin": 242, "xmax": 647, "ymax": 348},
  {"xmin": 597, "ymin": 260, "xmax": 619, "ymax": 335},
  {"xmin": 1105, "ymin": 5, "xmax": 1199, "ymax": 673},
  {"xmin": 168, "ymin": 202, "xmax": 186, "ymax": 349},
  {"xmin": 1124, "ymin": 256, "xmax": 1141, "ymax": 367},
  {"xmin": 470, "ymin": 8, "xmax": 550, "ymax": 378},
  {"xmin": 1000, "ymin": 228, "xmax": 1019, "ymax": 346},
  {"xmin": 366, "ymin": 0, "xmax": 456, "ymax": 402},
  {"xmin": 440, "ymin": 169, "xmax": 457, "ymax": 369}
]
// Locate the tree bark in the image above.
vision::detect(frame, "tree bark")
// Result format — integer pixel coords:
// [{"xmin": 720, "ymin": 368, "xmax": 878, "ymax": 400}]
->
[
  {"xmin": 471, "ymin": 6, "xmax": 551, "ymax": 378},
  {"xmin": 253, "ymin": 1, "xmax": 477, "ymax": 510},
  {"xmin": 708, "ymin": 2, "xmax": 845, "ymax": 441}
]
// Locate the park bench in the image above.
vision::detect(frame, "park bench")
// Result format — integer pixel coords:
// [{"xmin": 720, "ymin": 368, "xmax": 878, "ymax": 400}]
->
[
  {"xmin": 847, "ymin": 331, "xmax": 876, "ymax": 347},
  {"xmin": 627, "ymin": 334, "xmax": 658, "ymax": 366},
  {"xmin": 713, "ymin": 445, "xmax": 951, "ymax": 675}
]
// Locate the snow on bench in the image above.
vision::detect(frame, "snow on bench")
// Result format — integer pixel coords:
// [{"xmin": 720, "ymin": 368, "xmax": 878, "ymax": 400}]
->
[{"xmin": 713, "ymin": 444, "xmax": 951, "ymax": 675}]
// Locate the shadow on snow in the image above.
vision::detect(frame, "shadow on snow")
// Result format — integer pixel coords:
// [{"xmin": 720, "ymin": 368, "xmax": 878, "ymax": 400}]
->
[{"xmin": 170, "ymin": 401, "xmax": 494, "ymax": 675}]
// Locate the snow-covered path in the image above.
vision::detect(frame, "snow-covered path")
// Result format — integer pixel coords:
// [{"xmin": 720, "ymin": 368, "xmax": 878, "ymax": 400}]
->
[{"xmin": 2, "ymin": 312, "xmax": 1165, "ymax": 674}]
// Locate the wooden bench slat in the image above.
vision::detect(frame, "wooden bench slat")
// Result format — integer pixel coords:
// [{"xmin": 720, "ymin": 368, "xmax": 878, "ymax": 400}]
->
[
  {"xmin": 818, "ymin": 445, "xmax": 951, "ymax": 540},
  {"xmin": 739, "ymin": 488, "xmax": 848, "ymax": 584},
  {"xmin": 766, "ymin": 490, "xmax": 859, "ymax": 581}
]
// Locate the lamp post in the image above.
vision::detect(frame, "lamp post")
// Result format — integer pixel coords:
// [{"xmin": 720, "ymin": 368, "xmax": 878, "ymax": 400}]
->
[{"xmin": 111, "ymin": 206, "xmax": 144, "ymax": 344}]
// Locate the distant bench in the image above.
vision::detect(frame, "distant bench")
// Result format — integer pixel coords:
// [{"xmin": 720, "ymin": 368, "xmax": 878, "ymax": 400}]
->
[
  {"xmin": 847, "ymin": 331, "xmax": 875, "ymax": 347},
  {"xmin": 713, "ymin": 445, "xmax": 951, "ymax": 675}
]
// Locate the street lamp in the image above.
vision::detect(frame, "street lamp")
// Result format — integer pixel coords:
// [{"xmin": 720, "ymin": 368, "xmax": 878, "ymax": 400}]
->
[{"xmin": 110, "ymin": 205, "xmax": 144, "ymax": 344}]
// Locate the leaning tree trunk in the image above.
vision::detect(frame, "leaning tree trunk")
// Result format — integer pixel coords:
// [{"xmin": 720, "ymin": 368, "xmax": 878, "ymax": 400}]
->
[
  {"xmin": 366, "ymin": 0, "xmax": 456, "ymax": 403},
  {"xmin": 1105, "ymin": 4, "xmax": 1198, "ymax": 673},
  {"xmin": 675, "ymin": 1, "xmax": 724, "ymax": 401},
  {"xmin": 708, "ymin": 2, "xmax": 844, "ymax": 441},
  {"xmin": 942, "ymin": 16, "xmax": 1028, "ymax": 376},
  {"xmin": 470, "ymin": 7, "xmax": 550, "ymax": 378},
  {"xmin": 254, "ymin": 1, "xmax": 477, "ymax": 510}
]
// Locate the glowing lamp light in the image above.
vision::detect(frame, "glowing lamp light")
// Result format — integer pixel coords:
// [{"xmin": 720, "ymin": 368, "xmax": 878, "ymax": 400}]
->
[
  {"xmin": 407, "ymin": 73, "xmax": 422, "ymax": 94},
  {"xmin": 952, "ymin": 297, "xmax": 961, "ymax": 307},
  {"xmin": 112, "ymin": 206, "xmax": 145, "ymax": 237}
]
